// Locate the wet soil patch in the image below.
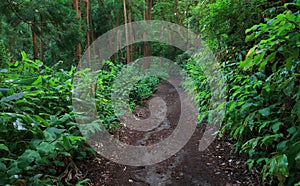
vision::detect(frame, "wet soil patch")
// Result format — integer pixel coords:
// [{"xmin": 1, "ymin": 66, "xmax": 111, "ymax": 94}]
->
[{"xmin": 77, "ymin": 80, "xmax": 262, "ymax": 186}]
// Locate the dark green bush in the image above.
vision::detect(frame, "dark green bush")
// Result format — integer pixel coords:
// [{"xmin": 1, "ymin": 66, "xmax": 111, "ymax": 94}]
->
[
  {"xmin": 0, "ymin": 52, "xmax": 87, "ymax": 185},
  {"xmin": 183, "ymin": 0, "xmax": 299, "ymax": 185},
  {"xmin": 223, "ymin": 1, "xmax": 300, "ymax": 185}
]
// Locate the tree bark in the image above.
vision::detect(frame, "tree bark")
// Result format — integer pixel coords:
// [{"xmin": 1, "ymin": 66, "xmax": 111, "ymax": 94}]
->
[
  {"xmin": 39, "ymin": 36, "xmax": 44, "ymax": 61},
  {"xmin": 116, "ymin": 10, "xmax": 122, "ymax": 62},
  {"xmin": 123, "ymin": 0, "xmax": 131, "ymax": 64},
  {"xmin": 73, "ymin": 0, "xmax": 82, "ymax": 63},
  {"xmin": 30, "ymin": 0, "xmax": 38, "ymax": 61},
  {"xmin": 143, "ymin": 0, "xmax": 152, "ymax": 69},
  {"xmin": 85, "ymin": 0, "xmax": 90, "ymax": 67},
  {"xmin": 128, "ymin": 0, "xmax": 133, "ymax": 63},
  {"xmin": 31, "ymin": 26, "xmax": 38, "ymax": 61},
  {"xmin": 89, "ymin": 7, "xmax": 96, "ymax": 56}
]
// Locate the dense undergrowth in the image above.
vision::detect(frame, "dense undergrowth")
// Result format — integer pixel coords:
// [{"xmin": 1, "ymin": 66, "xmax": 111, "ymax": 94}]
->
[
  {"xmin": 182, "ymin": 0, "xmax": 300, "ymax": 185},
  {"xmin": 0, "ymin": 0, "xmax": 299, "ymax": 185},
  {"xmin": 0, "ymin": 55, "xmax": 159, "ymax": 185}
]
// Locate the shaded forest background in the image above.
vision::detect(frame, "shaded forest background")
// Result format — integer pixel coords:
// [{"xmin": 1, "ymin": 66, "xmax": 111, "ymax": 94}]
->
[{"xmin": 0, "ymin": 0, "xmax": 299, "ymax": 185}]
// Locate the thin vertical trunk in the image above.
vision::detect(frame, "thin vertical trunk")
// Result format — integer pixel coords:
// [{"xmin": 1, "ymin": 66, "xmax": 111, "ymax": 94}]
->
[
  {"xmin": 116, "ymin": 10, "xmax": 121, "ymax": 62},
  {"xmin": 85, "ymin": 0, "xmax": 90, "ymax": 67},
  {"xmin": 31, "ymin": 27, "xmax": 38, "ymax": 60},
  {"xmin": 73, "ymin": 0, "xmax": 82, "ymax": 63},
  {"xmin": 123, "ymin": 0, "xmax": 131, "ymax": 64},
  {"xmin": 39, "ymin": 14, "xmax": 44, "ymax": 62},
  {"xmin": 128, "ymin": 0, "xmax": 133, "ymax": 63},
  {"xmin": 39, "ymin": 36, "xmax": 44, "ymax": 61},
  {"xmin": 89, "ymin": 5, "xmax": 96, "ymax": 56},
  {"xmin": 30, "ymin": 0, "xmax": 38, "ymax": 60},
  {"xmin": 143, "ymin": 0, "xmax": 152, "ymax": 69},
  {"xmin": 149, "ymin": 0, "xmax": 153, "ymax": 20}
]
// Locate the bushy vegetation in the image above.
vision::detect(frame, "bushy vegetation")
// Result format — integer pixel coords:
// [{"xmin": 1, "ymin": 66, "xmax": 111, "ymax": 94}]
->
[
  {"xmin": 0, "ymin": 0, "xmax": 299, "ymax": 185},
  {"xmin": 184, "ymin": 0, "xmax": 300, "ymax": 185},
  {"xmin": 0, "ymin": 53, "xmax": 87, "ymax": 185},
  {"xmin": 95, "ymin": 61, "xmax": 161, "ymax": 131},
  {"xmin": 0, "ymin": 55, "xmax": 160, "ymax": 185}
]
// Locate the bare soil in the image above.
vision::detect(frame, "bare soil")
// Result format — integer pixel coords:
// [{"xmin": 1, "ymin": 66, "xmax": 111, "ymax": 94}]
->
[{"xmin": 77, "ymin": 80, "xmax": 262, "ymax": 186}]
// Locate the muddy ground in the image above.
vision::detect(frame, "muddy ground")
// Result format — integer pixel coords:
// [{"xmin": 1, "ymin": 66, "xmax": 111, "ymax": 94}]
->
[{"xmin": 77, "ymin": 80, "xmax": 262, "ymax": 186}]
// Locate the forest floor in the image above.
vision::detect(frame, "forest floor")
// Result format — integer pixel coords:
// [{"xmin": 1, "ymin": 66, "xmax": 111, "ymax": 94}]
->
[{"xmin": 77, "ymin": 80, "xmax": 262, "ymax": 186}]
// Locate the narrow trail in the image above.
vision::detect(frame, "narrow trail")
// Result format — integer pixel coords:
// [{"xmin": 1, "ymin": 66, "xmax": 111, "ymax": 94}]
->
[{"xmin": 79, "ymin": 80, "xmax": 261, "ymax": 186}]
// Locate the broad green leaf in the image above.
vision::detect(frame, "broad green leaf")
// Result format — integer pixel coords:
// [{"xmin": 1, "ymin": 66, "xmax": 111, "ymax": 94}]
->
[
  {"xmin": 271, "ymin": 122, "xmax": 283, "ymax": 133},
  {"xmin": 295, "ymin": 152, "xmax": 300, "ymax": 163},
  {"xmin": 269, "ymin": 158, "xmax": 276, "ymax": 173},
  {"xmin": 258, "ymin": 107, "xmax": 271, "ymax": 117},
  {"xmin": 287, "ymin": 126, "xmax": 297, "ymax": 135},
  {"xmin": 33, "ymin": 115, "xmax": 50, "ymax": 127},
  {"xmin": 18, "ymin": 149, "xmax": 41, "ymax": 168},
  {"xmin": 21, "ymin": 51, "xmax": 27, "ymax": 60},
  {"xmin": 43, "ymin": 127, "xmax": 66, "ymax": 142},
  {"xmin": 62, "ymin": 135, "xmax": 72, "ymax": 151},
  {"xmin": 261, "ymin": 134, "xmax": 283, "ymax": 146},
  {"xmin": 37, "ymin": 142, "xmax": 55, "ymax": 155},
  {"xmin": 290, "ymin": 141, "xmax": 300, "ymax": 155},
  {"xmin": 277, "ymin": 140, "xmax": 288, "ymax": 151},
  {"xmin": 0, "ymin": 144, "xmax": 9, "ymax": 152},
  {"xmin": 1, "ymin": 92, "xmax": 24, "ymax": 102},
  {"xmin": 0, "ymin": 88, "xmax": 10, "ymax": 96},
  {"xmin": 7, "ymin": 161, "xmax": 20, "ymax": 176},
  {"xmin": 32, "ymin": 76, "xmax": 43, "ymax": 85},
  {"xmin": 277, "ymin": 154, "xmax": 289, "ymax": 176},
  {"xmin": 293, "ymin": 100, "xmax": 300, "ymax": 119},
  {"xmin": 13, "ymin": 77, "xmax": 38, "ymax": 85},
  {"xmin": 0, "ymin": 161, "xmax": 6, "ymax": 171},
  {"xmin": 259, "ymin": 52, "xmax": 277, "ymax": 71}
]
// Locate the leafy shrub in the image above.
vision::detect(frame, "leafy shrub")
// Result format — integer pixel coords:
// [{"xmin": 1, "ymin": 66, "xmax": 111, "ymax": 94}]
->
[
  {"xmin": 96, "ymin": 61, "xmax": 162, "ymax": 129},
  {"xmin": 0, "ymin": 53, "xmax": 162, "ymax": 184},
  {"xmin": 182, "ymin": 0, "xmax": 299, "ymax": 185},
  {"xmin": 223, "ymin": 1, "xmax": 300, "ymax": 185},
  {"xmin": 0, "ymin": 39, "xmax": 8, "ymax": 68},
  {"xmin": 0, "ymin": 53, "xmax": 87, "ymax": 185},
  {"xmin": 190, "ymin": 0, "xmax": 268, "ymax": 51},
  {"xmin": 182, "ymin": 57, "xmax": 211, "ymax": 125}
]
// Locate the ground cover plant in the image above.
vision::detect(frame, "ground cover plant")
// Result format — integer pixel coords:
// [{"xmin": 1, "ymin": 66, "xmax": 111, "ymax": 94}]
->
[{"xmin": 0, "ymin": 55, "xmax": 160, "ymax": 185}]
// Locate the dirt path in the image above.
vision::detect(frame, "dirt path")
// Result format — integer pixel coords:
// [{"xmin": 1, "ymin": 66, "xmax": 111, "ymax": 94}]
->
[{"xmin": 78, "ymin": 80, "xmax": 262, "ymax": 186}]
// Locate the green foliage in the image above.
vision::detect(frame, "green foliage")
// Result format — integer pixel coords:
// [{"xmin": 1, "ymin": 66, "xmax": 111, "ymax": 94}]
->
[
  {"xmin": 182, "ymin": 57, "xmax": 211, "ymax": 125},
  {"xmin": 95, "ymin": 61, "xmax": 161, "ymax": 131},
  {"xmin": 130, "ymin": 75, "xmax": 160, "ymax": 106},
  {"xmin": 0, "ymin": 53, "xmax": 87, "ymax": 185},
  {"xmin": 0, "ymin": 0, "xmax": 83, "ymax": 66},
  {"xmin": 152, "ymin": 0, "xmax": 177, "ymax": 22},
  {"xmin": 222, "ymin": 1, "xmax": 300, "ymax": 185},
  {"xmin": 191, "ymin": 0, "xmax": 267, "ymax": 51},
  {"xmin": 0, "ymin": 39, "xmax": 8, "ymax": 68},
  {"xmin": 181, "ymin": 0, "xmax": 299, "ymax": 185}
]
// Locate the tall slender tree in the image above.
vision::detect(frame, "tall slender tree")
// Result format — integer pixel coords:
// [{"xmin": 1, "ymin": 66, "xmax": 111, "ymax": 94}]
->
[
  {"xmin": 143, "ymin": 0, "xmax": 152, "ymax": 68},
  {"xmin": 123, "ymin": 0, "xmax": 131, "ymax": 64},
  {"xmin": 85, "ymin": 0, "xmax": 91, "ymax": 66},
  {"xmin": 73, "ymin": 0, "xmax": 82, "ymax": 62}
]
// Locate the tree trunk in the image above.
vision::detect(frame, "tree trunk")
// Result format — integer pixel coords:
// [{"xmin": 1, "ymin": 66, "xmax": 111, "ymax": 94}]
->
[
  {"xmin": 143, "ymin": 0, "xmax": 152, "ymax": 69},
  {"xmin": 123, "ymin": 0, "xmax": 131, "ymax": 64},
  {"xmin": 31, "ymin": 26, "xmax": 38, "ymax": 61},
  {"xmin": 85, "ymin": 0, "xmax": 90, "ymax": 67},
  {"xmin": 39, "ymin": 36, "xmax": 44, "ymax": 61},
  {"xmin": 89, "ymin": 7, "xmax": 96, "ymax": 56},
  {"xmin": 73, "ymin": 0, "xmax": 82, "ymax": 63},
  {"xmin": 128, "ymin": 0, "xmax": 133, "ymax": 63},
  {"xmin": 116, "ymin": 10, "xmax": 122, "ymax": 62}
]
